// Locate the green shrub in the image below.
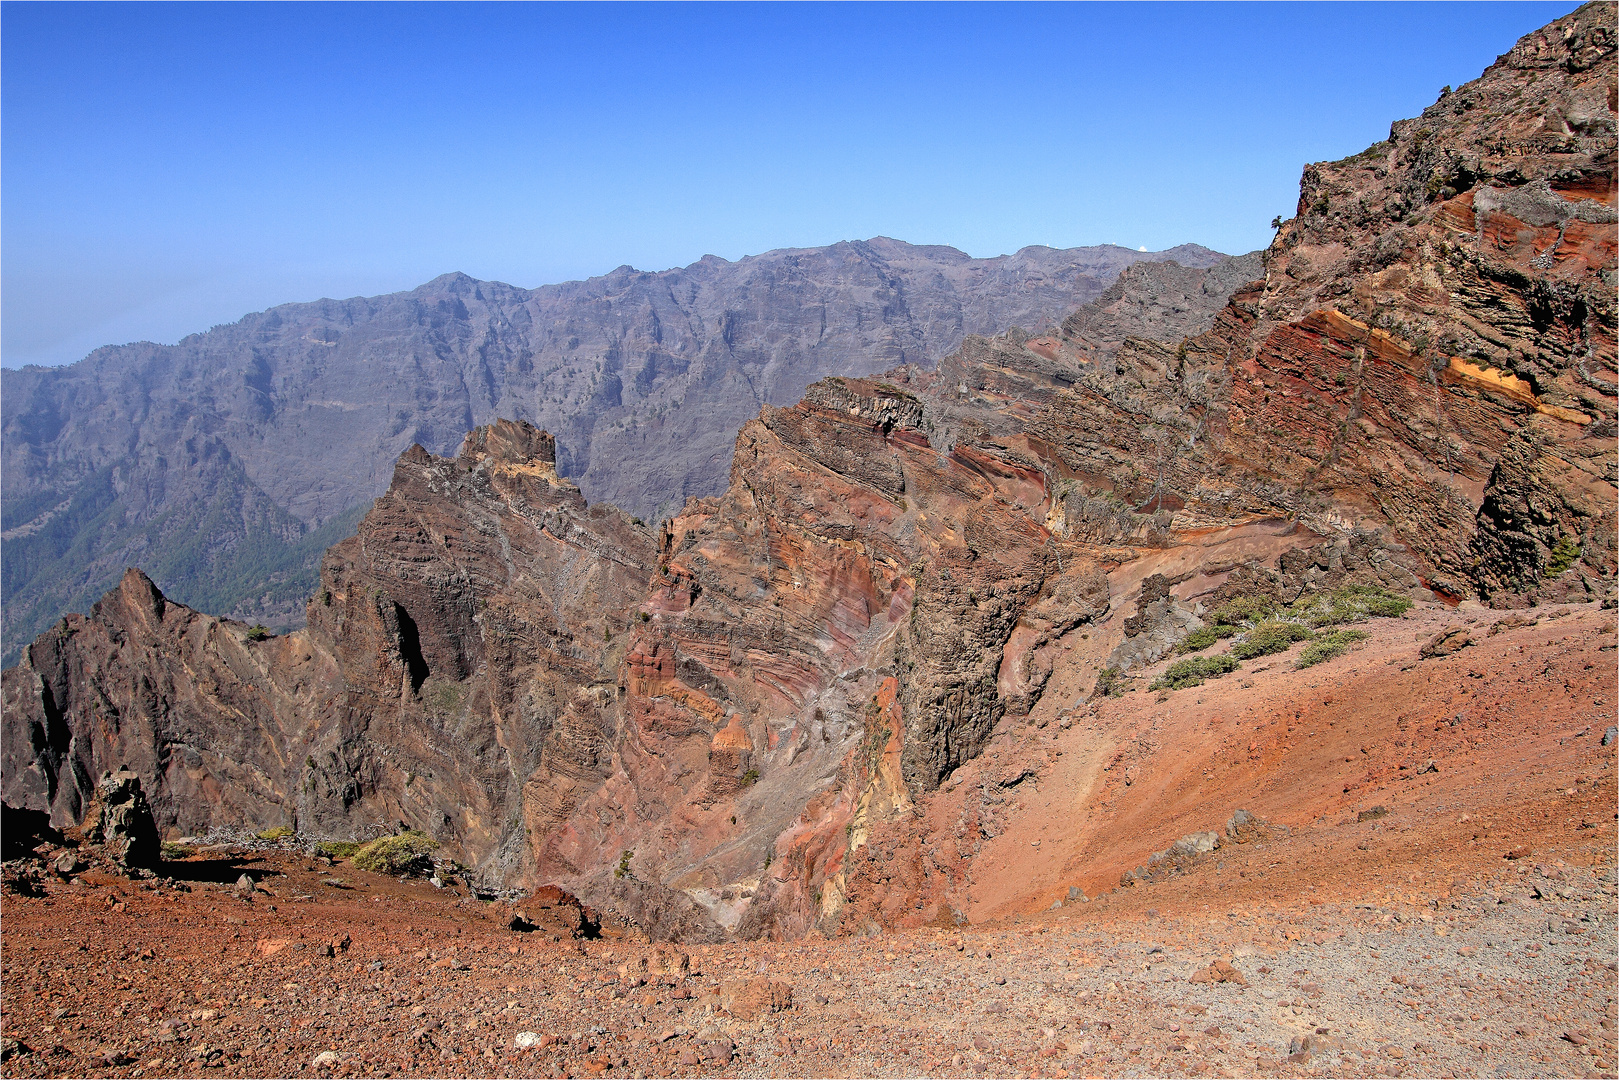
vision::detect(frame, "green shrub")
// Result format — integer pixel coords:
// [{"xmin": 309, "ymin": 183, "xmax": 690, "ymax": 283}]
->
[
  {"xmin": 1093, "ymin": 666, "xmax": 1126, "ymax": 698},
  {"xmin": 160, "ymin": 841, "xmax": 196, "ymax": 860},
  {"xmin": 1206, "ymin": 595, "xmax": 1275, "ymax": 626},
  {"xmin": 1150, "ymin": 655, "xmax": 1240, "ymax": 691},
  {"xmin": 1290, "ymin": 584, "xmax": 1412, "ymax": 627},
  {"xmin": 741, "ymin": 768, "xmax": 760, "ymax": 786},
  {"xmin": 256, "ymin": 825, "xmax": 294, "ymax": 842},
  {"xmin": 1229, "ymin": 621, "xmax": 1314, "ymax": 660},
  {"xmin": 1178, "ymin": 624, "xmax": 1239, "ymax": 654},
  {"xmin": 352, "ymin": 831, "xmax": 438, "ymax": 875},
  {"xmin": 1545, "ymin": 536, "xmax": 1580, "ymax": 578},
  {"xmin": 1297, "ymin": 629, "xmax": 1370, "ymax": 668},
  {"xmin": 246, "ymin": 624, "xmax": 271, "ymax": 641},
  {"xmin": 615, "ymin": 849, "xmax": 633, "ymax": 879},
  {"xmin": 313, "ymin": 840, "xmax": 364, "ymax": 859}
]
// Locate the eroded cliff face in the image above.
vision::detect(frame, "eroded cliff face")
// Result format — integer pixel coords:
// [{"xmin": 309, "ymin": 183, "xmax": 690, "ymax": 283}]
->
[
  {"xmin": 1216, "ymin": 7, "xmax": 1617, "ymax": 601},
  {"xmin": 3, "ymin": 5, "xmax": 1613, "ymax": 943}
]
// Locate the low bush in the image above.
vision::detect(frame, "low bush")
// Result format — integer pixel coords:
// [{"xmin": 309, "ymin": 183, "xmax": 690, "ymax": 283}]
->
[
  {"xmin": 1093, "ymin": 666, "xmax": 1126, "ymax": 698},
  {"xmin": 1545, "ymin": 535, "xmax": 1580, "ymax": 578},
  {"xmin": 312, "ymin": 840, "xmax": 363, "ymax": 860},
  {"xmin": 1206, "ymin": 595, "xmax": 1275, "ymax": 626},
  {"xmin": 256, "ymin": 825, "xmax": 294, "ymax": 842},
  {"xmin": 1297, "ymin": 629, "xmax": 1370, "ymax": 668},
  {"xmin": 1290, "ymin": 584, "xmax": 1412, "ymax": 627},
  {"xmin": 1229, "ymin": 621, "xmax": 1314, "ymax": 660},
  {"xmin": 160, "ymin": 841, "xmax": 195, "ymax": 860},
  {"xmin": 352, "ymin": 831, "xmax": 438, "ymax": 875},
  {"xmin": 1178, "ymin": 623, "xmax": 1239, "ymax": 654},
  {"xmin": 1150, "ymin": 655, "xmax": 1240, "ymax": 691}
]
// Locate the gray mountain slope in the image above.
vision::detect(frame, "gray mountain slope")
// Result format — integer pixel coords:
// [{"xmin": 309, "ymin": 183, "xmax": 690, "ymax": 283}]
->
[{"xmin": 2, "ymin": 237, "xmax": 1237, "ymax": 663}]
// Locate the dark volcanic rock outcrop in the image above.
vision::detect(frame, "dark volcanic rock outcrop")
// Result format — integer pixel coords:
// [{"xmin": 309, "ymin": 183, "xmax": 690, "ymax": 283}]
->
[{"xmin": 1, "ymin": 239, "xmax": 1227, "ymax": 662}]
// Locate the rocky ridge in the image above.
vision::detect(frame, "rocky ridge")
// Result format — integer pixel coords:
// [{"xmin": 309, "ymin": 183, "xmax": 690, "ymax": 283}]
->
[{"xmin": 1, "ymin": 239, "xmax": 1228, "ymax": 662}]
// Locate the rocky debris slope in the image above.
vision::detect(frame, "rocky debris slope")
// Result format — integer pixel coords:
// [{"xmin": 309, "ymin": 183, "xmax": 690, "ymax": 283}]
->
[
  {"xmin": 0, "ymin": 678, "xmax": 1611, "ymax": 1079},
  {"xmin": 1, "ymin": 239, "xmax": 1228, "ymax": 660}
]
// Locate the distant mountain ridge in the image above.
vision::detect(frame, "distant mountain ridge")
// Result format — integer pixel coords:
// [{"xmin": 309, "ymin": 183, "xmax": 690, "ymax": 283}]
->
[{"xmin": 1, "ymin": 237, "xmax": 1230, "ymax": 660}]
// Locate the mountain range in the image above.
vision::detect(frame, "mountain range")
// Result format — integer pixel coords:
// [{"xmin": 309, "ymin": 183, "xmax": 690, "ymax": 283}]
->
[{"xmin": 1, "ymin": 239, "xmax": 1229, "ymax": 664}]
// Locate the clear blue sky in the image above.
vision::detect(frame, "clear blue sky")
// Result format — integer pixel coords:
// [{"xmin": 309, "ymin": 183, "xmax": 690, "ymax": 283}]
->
[{"xmin": 1, "ymin": 1, "xmax": 1582, "ymax": 369}]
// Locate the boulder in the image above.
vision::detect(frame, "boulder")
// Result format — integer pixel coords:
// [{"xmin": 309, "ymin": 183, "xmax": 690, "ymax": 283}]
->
[
  {"xmin": 1188, "ymin": 959, "xmax": 1247, "ymax": 986},
  {"xmin": 1225, "ymin": 808, "xmax": 1273, "ymax": 843},
  {"xmin": 80, "ymin": 770, "xmax": 160, "ymax": 869},
  {"xmin": 1420, "ymin": 627, "xmax": 1473, "ymax": 658},
  {"xmin": 1168, "ymin": 831, "xmax": 1221, "ymax": 857},
  {"xmin": 717, "ymin": 978, "xmax": 793, "ymax": 1020}
]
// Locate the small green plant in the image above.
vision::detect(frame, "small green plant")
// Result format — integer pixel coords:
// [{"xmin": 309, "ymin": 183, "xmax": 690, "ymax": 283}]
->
[
  {"xmin": 1290, "ymin": 584, "xmax": 1412, "ymax": 627},
  {"xmin": 1150, "ymin": 655, "xmax": 1240, "ymax": 691},
  {"xmin": 639, "ymin": 611, "xmax": 651, "ymax": 622},
  {"xmin": 352, "ymin": 831, "xmax": 438, "ymax": 875},
  {"xmin": 313, "ymin": 840, "xmax": 363, "ymax": 859},
  {"xmin": 615, "ymin": 849, "xmax": 633, "ymax": 879},
  {"xmin": 160, "ymin": 841, "xmax": 196, "ymax": 860},
  {"xmin": 741, "ymin": 768, "xmax": 760, "ymax": 786},
  {"xmin": 1177, "ymin": 624, "xmax": 1239, "ymax": 654},
  {"xmin": 1093, "ymin": 666, "xmax": 1125, "ymax": 698},
  {"xmin": 256, "ymin": 825, "xmax": 295, "ymax": 842},
  {"xmin": 1297, "ymin": 629, "xmax": 1370, "ymax": 668},
  {"xmin": 1206, "ymin": 595, "xmax": 1275, "ymax": 626},
  {"xmin": 246, "ymin": 624, "xmax": 271, "ymax": 641},
  {"xmin": 1229, "ymin": 621, "xmax": 1314, "ymax": 660},
  {"xmin": 1545, "ymin": 535, "xmax": 1580, "ymax": 578}
]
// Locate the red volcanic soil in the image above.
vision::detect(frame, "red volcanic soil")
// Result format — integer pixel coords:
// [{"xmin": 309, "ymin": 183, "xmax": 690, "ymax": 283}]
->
[{"xmin": 2, "ymin": 599, "xmax": 1614, "ymax": 1079}]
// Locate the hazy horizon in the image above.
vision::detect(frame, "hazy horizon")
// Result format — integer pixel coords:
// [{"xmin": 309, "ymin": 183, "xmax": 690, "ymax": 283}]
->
[{"xmin": 2, "ymin": 1, "xmax": 1582, "ymax": 370}]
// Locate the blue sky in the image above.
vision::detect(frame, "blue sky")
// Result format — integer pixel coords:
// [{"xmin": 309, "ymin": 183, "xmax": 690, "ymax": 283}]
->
[{"xmin": 1, "ymin": 1, "xmax": 1582, "ymax": 369}]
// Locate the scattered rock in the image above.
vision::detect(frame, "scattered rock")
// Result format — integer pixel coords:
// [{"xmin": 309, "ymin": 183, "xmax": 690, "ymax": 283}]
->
[
  {"xmin": 312, "ymin": 1050, "xmax": 340, "ymax": 1069},
  {"xmin": 1225, "ymin": 809, "xmax": 1272, "ymax": 844},
  {"xmin": 717, "ymin": 978, "xmax": 792, "ymax": 1020},
  {"xmin": 1288, "ymin": 1032, "xmax": 1342, "ymax": 1061},
  {"xmin": 2, "ymin": 803, "xmax": 63, "ymax": 860},
  {"xmin": 1487, "ymin": 612, "xmax": 1537, "ymax": 635},
  {"xmin": 513, "ymin": 1032, "xmax": 542, "ymax": 1050},
  {"xmin": 1357, "ymin": 806, "xmax": 1389, "ymax": 823},
  {"xmin": 1067, "ymin": 885, "xmax": 1089, "ymax": 903},
  {"xmin": 1188, "ymin": 959, "xmax": 1247, "ymax": 986},
  {"xmin": 1603, "ymin": 726, "xmax": 1617, "ymax": 747},
  {"xmin": 1505, "ymin": 846, "xmax": 1531, "ymax": 860}
]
